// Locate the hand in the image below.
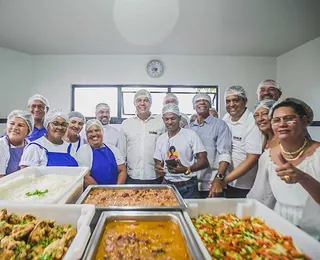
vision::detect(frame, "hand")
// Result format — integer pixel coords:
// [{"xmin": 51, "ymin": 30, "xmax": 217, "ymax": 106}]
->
[
  {"xmin": 167, "ymin": 160, "xmax": 187, "ymax": 174},
  {"xmin": 155, "ymin": 161, "xmax": 166, "ymax": 176},
  {"xmin": 275, "ymin": 152, "xmax": 305, "ymax": 184},
  {"xmin": 209, "ymin": 178, "xmax": 225, "ymax": 197},
  {"xmin": 84, "ymin": 175, "xmax": 97, "ymax": 187}
]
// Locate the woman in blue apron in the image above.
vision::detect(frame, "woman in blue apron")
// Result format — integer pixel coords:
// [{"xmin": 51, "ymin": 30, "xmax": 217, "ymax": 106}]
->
[
  {"xmin": 63, "ymin": 111, "xmax": 86, "ymax": 152},
  {"xmin": 19, "ymin": 109, "xmax": 78, "ymax": 167},
  {"xmin": 76, "ymin": 119, "xmax": 127, "ymax": 186},
  {"xmin": 0, "ymin": 110, "xmax": 33, "ymax": 177}
]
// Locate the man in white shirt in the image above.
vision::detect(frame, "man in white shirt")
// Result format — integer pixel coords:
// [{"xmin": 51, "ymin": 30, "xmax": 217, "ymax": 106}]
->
[
  {"xmin": 119, "ymin": 89, "xmax": 166, "ymax": 184},
  {"xmin": 154, "ymin": 104, "xmax": 209, "ymax": 198},
  {"xmin": 94, "ymin": 103, "xmax": 120, "ymax": 147},
  {"xmin": 220, "ymin": 85, "xmax": 264, "ymax": 198}
]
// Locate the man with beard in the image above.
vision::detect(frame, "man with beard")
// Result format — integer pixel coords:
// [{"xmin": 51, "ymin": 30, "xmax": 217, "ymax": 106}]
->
[
  {"xmin": 257, "ymin": 79, "xmax": 282, "ymax": 101},
  {"xmin": 186, "ymin": 93, "xmax": 232, "ymax": 198},
  {"xmin": 154, "ymin": 104, "xmax": 209, "ymax": 198},
  {"xmin": 119, "ymin": 89, "xmax": 165, "ymax": 184},
  {"xmin": 95, "ymin": 103, "xmax": 120, "ymax": 147},
  {"xmin": 26, "ymin": 94, "xmax": 50, "ymax": 141},
  {"xmin": 221, "ymin": 86, "xmax": 264, "ymax": 198}
]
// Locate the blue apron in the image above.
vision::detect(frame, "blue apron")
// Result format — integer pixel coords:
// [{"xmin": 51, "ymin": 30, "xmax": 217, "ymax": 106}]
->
[
  {"xmin": 6, "ymin": 137, "xmax": 26, "ymax": 175},
  {"xmin": 27, "ymin": 126, "xmax": 48, "ymax": 142},
  {"xmin": 29, "ymin": 142, "xmax": 78, "ymax": 167},
  {"xmin": 90, "ymin": 144, "xmax": 118, "ymax": 184}
]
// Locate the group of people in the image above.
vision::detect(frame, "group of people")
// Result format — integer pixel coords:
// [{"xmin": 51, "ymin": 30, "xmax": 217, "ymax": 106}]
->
[{"xmin": 0, "ymin": 79, "xmax": 319, "ymax": 239}]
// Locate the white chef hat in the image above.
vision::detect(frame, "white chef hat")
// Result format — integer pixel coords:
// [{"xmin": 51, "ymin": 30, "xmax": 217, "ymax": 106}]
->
[
  {"xmin": 85, "ymin": 119, "xmax": 103, "ymax": 133},
  {"xmin": 224, "ymin": 85, "xmax": 247, "ymax": 100},
  {"xmin": 134, "ymin": 89, "xmax": 152, "ymax": 104},
  {"xmin": 44, "ymin": 109, "xmax": 68, "ymax": 129},
  {"xmin": 163, "ymin": 93, "xmax": 179, "ymax": 106},
  {"xmin": 162, "ymin": 104, "xmax": 181, "ymax": 117},
  {"xmin": 27, "ymin": 94, "xmax": 50, "ymax": 109},
  {"xmin": 7, "ymin": 110, "xmax": 34, "ymax": 135},
  {"xmin": 68, "ymin": 111, "xmax": 86, "ymax": 124}
]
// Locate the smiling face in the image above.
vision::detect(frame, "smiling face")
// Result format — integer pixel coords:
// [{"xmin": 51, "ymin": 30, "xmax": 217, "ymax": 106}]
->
[
  {"xmin": 47, "ymin": 117, "xmax": 68, "ymax": 141},
  {"xmin": 258, "ymin": 83, "xmax": 281, "ymax": 101},
  {"xmin": 96, "ymin": 108, "xmax": 110, "ymax": 125},
  {"xmin": 225, "ymin": 94, "xmax": 247, "ymax": 119},
  {"xmin": 254, "ymin": 107, "xmax": 271, "ymax": 133},
  {"xmin": 29, "ymin": 100, "xmax": 47, "ymax": 121},
  {"xmin": 135, "ymin": 97, "xmax": 151, "ymax": 117},
  {"xmin": 67, "ymin": 117, "xmax": 84, "ymax": 135},
  {"xmin": 86, "ymin": 125, "xmax": 103, "ymax": 148},
  {"xmin": 163, "ymin": 112, "xmax": 180, "ymax": 133},
  {"xmin": 195, "ymin": 99, "xmax": 210, "ymax": 117},
  {"xmin": 271, "ymin": 106, "xmax": 307, "ymax": 141},
  {"xmin": 7, "ymin": 117, "xmax": 29, "ymax": 144}
]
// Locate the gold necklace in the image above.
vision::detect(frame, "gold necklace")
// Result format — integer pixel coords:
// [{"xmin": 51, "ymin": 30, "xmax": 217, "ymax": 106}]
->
[
  {"xmin": 280, "ymin": 138, "xmax": 308, "ymax": 156},
  {"xmin": 281, "ymin": 149, "xmax": 305, "ymax": 161}
]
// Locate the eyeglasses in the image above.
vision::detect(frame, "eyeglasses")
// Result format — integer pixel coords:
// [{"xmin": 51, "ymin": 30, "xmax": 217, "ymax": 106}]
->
[
  {"xmin": 30, "ymin": 104, "xmax": 46, "ymax": 111},
  {"xmin": 50, "ymin": 121, "xmax": 68, "ymax": 128},
  {"xmin": 271, "ymin": 115, "xmax": 298, "ymax": 125}
]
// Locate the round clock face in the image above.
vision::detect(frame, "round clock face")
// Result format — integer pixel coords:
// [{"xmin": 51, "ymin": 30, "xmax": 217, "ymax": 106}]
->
[{"xmin": 146, "ymin": 60, "xmax": 164, "ymax": 78}]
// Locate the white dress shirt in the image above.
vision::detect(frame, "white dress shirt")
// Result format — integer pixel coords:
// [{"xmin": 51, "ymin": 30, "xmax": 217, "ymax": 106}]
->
[{"xmin": 119, "ymin": 114, "xmax": 165, "ymax": 180}]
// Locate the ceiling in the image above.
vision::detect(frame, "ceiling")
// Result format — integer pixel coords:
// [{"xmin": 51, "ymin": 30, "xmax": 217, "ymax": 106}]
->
[{"xmin": 0, "ymin": 0, "xmax": 319, "ymax": 56}]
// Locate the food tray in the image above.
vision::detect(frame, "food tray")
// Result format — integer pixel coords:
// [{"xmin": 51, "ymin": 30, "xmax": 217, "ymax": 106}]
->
[
  {"xmin": 183, "ymin": 198, "xmax": 320, "ymax": 260},
  {"xmin": 76, "ymin": 185, "xmax": 187, "ymax": 225},
  {"xmin": 0, "ymin": 166, "xmax": 89, "ymax": 204},
  {"xmin": 0, "ymin": 202, "xmax": 95, "ymax": 260},
  {"xmin": 82, "ymin": 211, "xmax": 204, "ymax": 260}
]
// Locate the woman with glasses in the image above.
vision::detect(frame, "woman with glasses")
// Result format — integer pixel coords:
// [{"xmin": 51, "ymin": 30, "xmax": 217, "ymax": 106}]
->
[
  {"xmin": 20, "ymin": 109, "xmax": 78, "ymax": 167},
  {"xmin": 0, "ymin": 110, "xmax": 33, "ymax": 176},
  {"xmin": 248, "ymin": 98, "xmax": 320, "ymax": 239},
  {"xmin": 63, "ymin": 111, "xmax": 86, "ymax": 152}
]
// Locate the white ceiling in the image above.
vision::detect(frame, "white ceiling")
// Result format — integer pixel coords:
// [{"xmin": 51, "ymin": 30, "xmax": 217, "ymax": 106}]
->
[{"xmin": 0, "ymin": 0, "xmax": 319, "ymax": 56}]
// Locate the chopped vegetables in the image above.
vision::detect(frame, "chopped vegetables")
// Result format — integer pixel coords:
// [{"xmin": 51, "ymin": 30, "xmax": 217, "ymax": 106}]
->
[
  {"xmin": 192, "ymin": 213, "xmax": 310, "ymax": 260},
  {"xmin": 26, "ymin": 189, "xmax": 49, "ymax": 197}
]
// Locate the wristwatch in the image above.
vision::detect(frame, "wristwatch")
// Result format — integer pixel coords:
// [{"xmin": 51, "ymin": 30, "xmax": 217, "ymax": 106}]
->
[
  {"xmin": 215, "ymin": 173, "xmax": 225, "ymax": 181},
  {"xmin": 184, "ymin": 167, "xmax": 192, "ymax": 175}
]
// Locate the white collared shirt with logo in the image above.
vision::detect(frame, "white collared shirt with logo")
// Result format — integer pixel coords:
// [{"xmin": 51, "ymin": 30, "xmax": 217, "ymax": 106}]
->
[{"xmin": 223, "ymin": 108, "xmax": 264, "ymax": 189}]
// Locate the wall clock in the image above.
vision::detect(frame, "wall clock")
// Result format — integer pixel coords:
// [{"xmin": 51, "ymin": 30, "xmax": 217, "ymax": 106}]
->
[{"xmin": 146, "ymin": 60, "xmax": 164, "ymax": 78}]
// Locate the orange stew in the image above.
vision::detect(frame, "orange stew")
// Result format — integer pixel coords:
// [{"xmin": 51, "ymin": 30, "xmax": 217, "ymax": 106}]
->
[{"xmin": 95, "ymin": 221, "xmax": 190, "ymax": 260}]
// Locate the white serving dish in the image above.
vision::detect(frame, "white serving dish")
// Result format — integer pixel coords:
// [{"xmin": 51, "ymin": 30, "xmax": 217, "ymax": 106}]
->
[
  {"xmin": 184, "ymin": 198, "xmax": 320, "ymax": 260},
  {"xmin": 0, "ymin": 166, "xmax": 88, "ymax": 204},
  {"xmin": 0, "ymin": 202, "xmax": 95, "ymax": 260}
]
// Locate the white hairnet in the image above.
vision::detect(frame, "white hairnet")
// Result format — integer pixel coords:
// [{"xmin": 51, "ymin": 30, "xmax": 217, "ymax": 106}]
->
[
  {"xmin": 192, "ymin": 93, "xmax": 212, "ymax": 107},
  {"xmin": 95, "ymin": 103, "xmax": 110, "ymax": 113},
  {"xmin": 180, "ymin": 114, "xmax": 189, "ymax": 127},
  {"xmin": 257, "ymin": 79, "xmax": 281, "ymax": 94},
  {"xmin": 7, "ymin": 110, "xmax": 34, "ymax": 135},
  {"xmin": 253, "ymin": 99, "xmax": 276, "ymax": 114},
  {"xmin": 134, "ymin": 89, "xmax": 152, "ymax": 104},
  {"xmin": 162, "ymin": 104, "xmax": 181, "ymax": 117},
  {"xmin": 44, "ymin": 109, "xmax": 68, "ymax": 129},
  {"xmin": 163, "ymin": 93, "xmax": 179, "ymax": 106},
  {"xmin": 224, "ymin": 85, "xmax": 247, "ymax": 100},
  {"xmin": 68, "ymin": 111, "xmax": 86, "ymax": 124},
  {"xmin": 85, "ymin": 119, "xmax": 103, "ymax": 133},
  {"xmin": 28, "ymin": 94, "xmax": 50, "ymax": 108}
]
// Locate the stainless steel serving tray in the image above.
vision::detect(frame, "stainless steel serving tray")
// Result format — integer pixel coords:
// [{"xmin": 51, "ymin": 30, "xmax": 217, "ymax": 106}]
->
[
  {"xmin": 76, "ymin": 184, "xmax": 187, "ymax": 211},
  {"xmin": 82, "ymin": 211, "xmax": 205, "ymax": 260}
]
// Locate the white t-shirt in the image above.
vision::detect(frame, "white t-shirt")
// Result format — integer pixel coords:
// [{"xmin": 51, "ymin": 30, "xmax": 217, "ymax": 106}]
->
[
  {"xmin": 119, "ymin": 114, "xmax": 165, "ymax": 180},
  {"xmin": 19, "ymin": 136, "xmax": 77, "ymax": 167},
  {"xmin": 77, "ymin": 143, "xmax": 125, "ymax": 169},
  {"xmin": 223, "ymin": 108, "xmax": 264, "ymax": 189},
  {"xmin": 154, "ymin": 128, "xmax": 206, "ymax": 182},
  {"xmin": 67, "ymin": 136, "xmax": 86, "ymax": 152}
]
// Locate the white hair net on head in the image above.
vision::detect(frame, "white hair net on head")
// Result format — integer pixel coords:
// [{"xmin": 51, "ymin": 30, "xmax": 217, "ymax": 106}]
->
[
  {"xmin": 257, "ymin": 79, "xmax": 281, "ymax": 94},
  {"xmin": 95, "ymin": 103, "xmax": 110, "ymax": 113},
  {"xmin": 7, "ymin": 110, "xmax": 34, "ymax": 135},
  {"xmin": 224, "ymin": 85, "xmax": 247, "ymax": 100},
  {"xmin": 192, "ymin": 93, "xmax": 212, "ymax": 108},
  {"xmin": 163, "ymin": 93, "xmax": 179, "ymax": 106},
  {"xmin": 253, "ymin": 99, "xmax": 276, "ymax": 114},
  {"xmin": 68, "ymin": 111, "xmax": 86, "ymax": 124},
  {"xmin": 134, "ymin": 89, "xmax": 152, "ymax": 104},
  {"xmin": 85, "ymin": 119, "xmax": 103, "ymax": 133},
  {"xmin": 44, "ymin": 109, "xmax": 68, "ymax": 130},
  {"xmin": 162, "ymin": 104, "xmax": 181, "ymax": 117},
  {"xmin": 27, "ymin": 94, "xmax": 50, "ymax": 108}
]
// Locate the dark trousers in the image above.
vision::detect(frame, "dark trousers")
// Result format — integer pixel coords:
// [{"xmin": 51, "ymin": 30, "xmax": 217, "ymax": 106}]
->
[
  {"xmin": 225, "ymin": 185, "xmax": 250, "ymax": 198},
  {"xmin": 163, "ymin": 177, "xmax": 199, "ymax": 199},
  {"xmin": 125, "ymin": 175, "xmax": 163, "ymax": 184}
]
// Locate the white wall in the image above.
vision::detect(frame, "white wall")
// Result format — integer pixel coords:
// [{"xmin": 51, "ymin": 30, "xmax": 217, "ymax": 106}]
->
[{"xmin": 30, "ymin": 55, "xmax": 276, "ymax": 116}]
